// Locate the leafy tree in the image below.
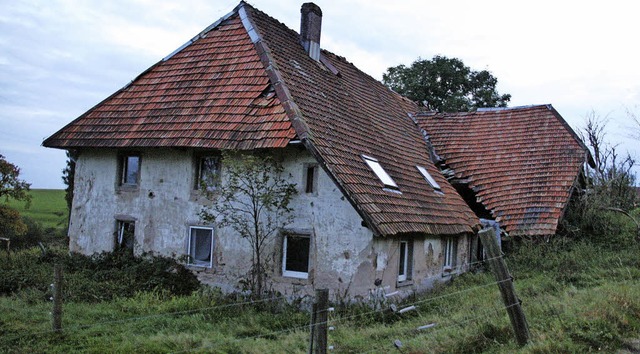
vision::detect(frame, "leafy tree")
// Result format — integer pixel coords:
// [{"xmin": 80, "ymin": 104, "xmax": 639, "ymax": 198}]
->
[
  {"xmin": 62, "ymin": 150, "xmax": 77, "ymax": 215},
  {"xmin": 0, "ymin": 154, "xmax": 31, "ymax": 205},
  {"xmin": 382, "ymin": 55, "xmax": 511, "ymax": 112},
  {"xmin": 0, "ymin": 154, "xmax": 31, "ymax": 239},
  {"xmin": 200, "ymin": 151, "xmax": 297, "ymax": 297}
]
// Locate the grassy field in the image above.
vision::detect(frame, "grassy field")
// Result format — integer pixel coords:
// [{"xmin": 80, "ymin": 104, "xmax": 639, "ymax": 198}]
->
[
  {"xmin": 1, "ymin": 238, "xmax": 639, "ymax": 353},
  {"xmin": 5, "ymin": 189, "xmax": 67, "ymax": 229}
]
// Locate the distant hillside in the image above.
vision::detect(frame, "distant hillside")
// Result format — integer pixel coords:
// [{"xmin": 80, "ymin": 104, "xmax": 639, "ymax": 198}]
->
[{"xmin": 4, "ymin": 189, "xmax": 67, "ymax": 229}]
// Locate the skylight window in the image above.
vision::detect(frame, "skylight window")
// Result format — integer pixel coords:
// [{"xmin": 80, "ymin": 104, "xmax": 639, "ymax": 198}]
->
[
  {"xmin": 417, "ymin": 165, "xmax": 442, "ymax": 192},
  {"xmin": 362, "ymin": 155, "xmax": 398, "ymax": 189}
]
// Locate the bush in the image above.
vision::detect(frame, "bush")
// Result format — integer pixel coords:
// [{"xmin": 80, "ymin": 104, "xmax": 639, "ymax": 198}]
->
[{"xmin": 0, "ymin": 248, "xmax": 201, "ymax": 302}]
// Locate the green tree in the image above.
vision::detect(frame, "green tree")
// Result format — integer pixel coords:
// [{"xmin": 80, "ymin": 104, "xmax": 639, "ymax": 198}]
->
[
  {"xmin": 382, "ymin": 55, "xmax": 511, "ymax": 112},
  {"xmin": 0, "ymin": 154, "xmax": 31, "ymax": 239},
  {"xmin": 200, "ymin": 151, "xmax": 297, "ymax": 297},
  {"xmin": 62, "ymin": 150, "xmax": 77, "ymax": 215}
]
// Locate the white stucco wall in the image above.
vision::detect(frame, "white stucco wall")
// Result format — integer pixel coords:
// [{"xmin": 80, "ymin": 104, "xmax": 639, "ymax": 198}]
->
[{"xmin": 69, "ymin": 147, "xmax": 470, "ymax": 299}]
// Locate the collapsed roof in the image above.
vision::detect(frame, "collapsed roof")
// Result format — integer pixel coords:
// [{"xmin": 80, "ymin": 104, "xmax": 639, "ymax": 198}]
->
[{"xmin": 415, "ymin": 105, "xmax": 591, "ymax": 237}]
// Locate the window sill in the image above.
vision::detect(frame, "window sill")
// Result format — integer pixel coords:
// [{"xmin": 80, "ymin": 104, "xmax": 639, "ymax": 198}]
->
[
  {"xmin": 441, "ymin": 267, "xmax": 458, "ymax": 277},
  {"xmin": 396, "ymin": 280, "xmax": 414, "ymax": 288},
  {"xmin": 116, "ymin": 185, "xmax": 140, "ymax": 193}
]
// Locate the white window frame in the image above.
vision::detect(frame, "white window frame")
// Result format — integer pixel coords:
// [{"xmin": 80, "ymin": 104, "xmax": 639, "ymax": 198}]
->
[
  {"xmin": 187, "ymin": 226, "xmax": 214, "ymax": 268},
  {"xmin": 443, "ymin": 237, "xmax": 458, "ymax": 273},
  {"xmin": 115, "ymin": 220, "xmax": 135, "ymax": 251},
  {"xmin": 362, "ymin": 155, "xmax": 398, "ymax": 189},
  {"xmin": 282, "ymin": 233, "xmax": 311, "ymax": 279},
  {"xmin": 416, "ymin": 165, "xmax": 442, "ymax": 192},
  {"xmin": 397, "ymin": 240, "xmax": 411, "ymax": 282}
]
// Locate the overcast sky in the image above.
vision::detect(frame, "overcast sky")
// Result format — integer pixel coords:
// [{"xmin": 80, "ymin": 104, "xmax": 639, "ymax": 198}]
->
[{"xmin": 1, "ymin": 0, "xmax": 639, "ymax": 189}]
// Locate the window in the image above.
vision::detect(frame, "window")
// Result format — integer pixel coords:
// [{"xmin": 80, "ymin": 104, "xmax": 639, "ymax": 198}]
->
[
  {"xmin": 416, "ymin": 165, "xmax": 442, "ymax": 192},
  {"xmin": 188, "ymin": 227, "xmax": 214, "ymax": 267},
  {"xmin": 443, "ymin": 237, "xmax": 458, "ymax": 273},
  {"xmin": 304, "ymin": 164, "xmax": 318, "ymax": 194},
  {"xmin": 119, "ymin": 154, "xmax": 140, "ymax": 186},
  {"xmin": 115, "ymin": 220, "xmax": 135, "ymax": 253},
  {"xmin": 397, "ymin": 240, "xmax": 413, "ymax": 282},
  {"xmin": 362, "ymin": 155, "xmax": 398, "ymax": 189},
  {"xmin": 282, "ymin": 233, "xmax": 311, "ymax": 279},
  {"xmin": 195, "ymin": 156, "xmax": 220, "ymax": 191}
]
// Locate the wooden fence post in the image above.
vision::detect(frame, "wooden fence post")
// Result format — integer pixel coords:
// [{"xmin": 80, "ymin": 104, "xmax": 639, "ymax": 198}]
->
[
  {"xmin": 309, "ymin": 288, "xmax": 329, "ymax": 354},
  {"xmin": 478, "ymin": 227, "xmax": 529, "ymax": 346},
  {"xmin": 52, "ymin": 263, "xmax": 63, "ymax": 333}
]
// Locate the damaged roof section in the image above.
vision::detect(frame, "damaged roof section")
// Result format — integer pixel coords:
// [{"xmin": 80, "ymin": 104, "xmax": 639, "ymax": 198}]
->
[{"xmin": 415, "ymin": 105, "xmax": 591, "ymax": 237}]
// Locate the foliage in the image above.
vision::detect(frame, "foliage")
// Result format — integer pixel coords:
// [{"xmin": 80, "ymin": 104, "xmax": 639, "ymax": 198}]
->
[
  {"xmin": 0, "ymin": 154, "xmax": 31, "ymax": 205},
  {"xmin": 382, "ymin": 55, "xmax": 511, "ymax": 112},
  {"xmin": 200, "ymin": 151, "xmax": 297, "ymax": 297},
  {"xmin": 0, "ymin": 205, "xmax": 28, "ymax": 240},
  {"xmin": 561, "ymin": 111, "xmax": 638, "ymax": 243},
  {"xmin": 62, "ymin": 150, "xmax": 77, "ymax": 215},
  {"xmin": 0, "ymin": 247, "xmax": 201, "ymax": 302}
]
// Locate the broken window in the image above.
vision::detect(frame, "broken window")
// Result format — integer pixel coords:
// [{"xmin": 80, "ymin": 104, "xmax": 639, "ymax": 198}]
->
[
  {"xmin": 443, "ymin": 237, "xmax": 458, "ymax": 273},
  {"xmin": 416, "ymin": 165, "xmax": 442, "ymax": 192},
  {"xmin": 115, "ymin": 220, "xmax": 135, "ymax": 253},
  {"xmin": 282, "ymin": 233, "xmax": 310, "ymax": 279},
  {"xmin": 397, "ymin": 239, "xmax": 413, "ymax": 282},
  {"xmin": 195, "ymin": 155, "xmax": 221, "ymax": 191},
  {"xmin": 362, "ymin": 155, "xmax": 398, "ymax": 190},
  {"xmin": 119, "ymin": 154, "xmax": 140, "ymax": 186},
  {"xmin": 304, "ymin": 164, "xmax": 318, "ymax": 194},
  {"xmin": 188, "ymin": 226, "xmax": 214, "ymax": 267}
]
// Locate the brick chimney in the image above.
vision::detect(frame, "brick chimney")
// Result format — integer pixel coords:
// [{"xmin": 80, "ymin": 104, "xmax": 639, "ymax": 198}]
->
[{"xmin": 300, "ymin": 3, "xmax": 322, "ymax": 61}]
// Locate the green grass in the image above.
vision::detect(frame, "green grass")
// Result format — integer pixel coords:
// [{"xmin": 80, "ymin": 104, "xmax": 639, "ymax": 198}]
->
[
  {"xmin": 1, "ymin": 239, "xmax": 640, "ymax": 353},
  {"xmin": 5, "ymin": 189, "xmax": 67, "ymax": 229}
]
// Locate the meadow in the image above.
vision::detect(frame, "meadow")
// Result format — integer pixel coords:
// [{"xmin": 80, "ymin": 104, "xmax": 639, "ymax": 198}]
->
[
  {"xmin": 1, "ymin": 191, "xmax": 639, "ymax": 353},
  {"xmin": 5, "ymin": 189, "xmax": 67, "ymax": 230}
]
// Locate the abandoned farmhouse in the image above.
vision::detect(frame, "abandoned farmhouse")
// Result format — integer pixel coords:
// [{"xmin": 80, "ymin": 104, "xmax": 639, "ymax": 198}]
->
[{"xmin": 43, "ymin": 2, "xmax": 590, "ymax": 298}]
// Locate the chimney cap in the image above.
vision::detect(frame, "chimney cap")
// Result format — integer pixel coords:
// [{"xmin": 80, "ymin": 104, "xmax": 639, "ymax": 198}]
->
[{"xmin": 301, "ymin": 3, "xmax": 322, "ymax": 16}]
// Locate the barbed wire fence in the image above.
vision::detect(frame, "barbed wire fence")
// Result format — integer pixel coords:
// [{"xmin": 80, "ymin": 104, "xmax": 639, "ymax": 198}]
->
[{"xmin": 1, "ymin": 228, "xmax": 528, "ymax": 353}]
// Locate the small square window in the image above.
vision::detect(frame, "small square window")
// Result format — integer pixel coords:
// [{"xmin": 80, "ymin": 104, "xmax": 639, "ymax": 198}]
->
[
  {"xmin": 115, "ymin": 220, "xmax": 135, "ymax": 253},
  {"xmin": 304, "ymin": 164, "xmax": 318, "ymax": 194},
  {"xmin": 398, "ymin": 240, "xmax": 413, "ymax": 282},
  {"xmin": 362, "ymin": 155, "xmax": 398, "ymax": 189},
  {"xmin": 119, "ymin": 155, "xmax": 140, "ymax": 186},
  {"xmin": 282, "ymin": 233, "xmax": 310, "ymax": 279},
  {"xmin": 195, "ymin": 156, "xmax": 220, "ymax": 191},
  {"xmin": 417, "ymin": 165, "xmax": 442, "ymax": 192},
  {"xmin": 188, "ymin": 227, "xmax": 214, "ymax": 267},
  {"xmin": 443, "ymin": 237, "xmax": 458, "ymax": 273}
]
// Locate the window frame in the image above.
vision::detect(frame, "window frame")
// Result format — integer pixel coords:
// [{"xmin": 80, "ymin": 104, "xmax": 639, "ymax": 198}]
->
[
  {"xmin": 304, "ymin": 163, "xmax": 318, "ymax": 194},
  {"xmin": 115, "ymin": 220, "xmax": 135, "ymax": 252},
  {"xmin": 443, "ymin": 237, "xmax": 458, "ymax": 274},
  {"xmin": 282, "ymin": 233, "xmax": 311, "ymax": 279},
  {"xmin": 187, "ymin": 226, "xmax": 215, "ymax": 268},
  {"xmin": 194, "ymin": 155, "xmax": 221, "ymax": 192},
  {"xmin": 118, "ymin": 153, "xmax": 141, "ymax": 187},
  {"xmin": 397, "ymin": 239, "xmax": 413, "ymax": 283},
  {"xmin": 362, "ymin": 155, "xmax": 399, "ymax": 190},
  {"xmin": 416, "ymin": 165, "xmax": 442, "ymax": 192}
]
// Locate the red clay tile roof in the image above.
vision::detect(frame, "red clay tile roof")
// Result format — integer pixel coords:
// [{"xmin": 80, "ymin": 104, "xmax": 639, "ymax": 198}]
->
[
  {"xmin": 243, "ymin": 4, "xmax": 478, "ymax": 236},
  {"xmin": 44, "ymin": 2, "xmax": 479, "ymax": 237},
  {"xmin": 43, "ymin": 12, "xmax": 295, "ymax": 150},
  {"xmin": 415, "ymin": 105, "xmax": 590, "ymax": 236}
]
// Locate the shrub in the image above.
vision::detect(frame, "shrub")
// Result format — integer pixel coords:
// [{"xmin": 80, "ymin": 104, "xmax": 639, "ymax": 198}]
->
[{"xmin": 0, "ymin": 248, "xmax": 201, "ymax": 302}]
